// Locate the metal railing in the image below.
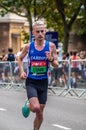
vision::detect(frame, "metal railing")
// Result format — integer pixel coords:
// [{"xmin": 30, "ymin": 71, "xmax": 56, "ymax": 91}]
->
[
  {"xmin": 0, "ymin": 60, "xmax": 86, "ymax": 99},
  {"xmin": 48, "ymin": 59, "xmax": 86, "ymax": 99}
]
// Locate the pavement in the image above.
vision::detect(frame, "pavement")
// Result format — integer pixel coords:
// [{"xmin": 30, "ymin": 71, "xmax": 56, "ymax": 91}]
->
[{"xmin": 0, "ymin": 88, "xmax": 86, "ymax": 130}]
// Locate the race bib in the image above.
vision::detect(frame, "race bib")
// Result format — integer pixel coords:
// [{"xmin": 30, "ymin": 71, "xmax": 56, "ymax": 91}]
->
[{"xmin": 31, "ymin": 61, "xmax": 47, "ymax": 75}]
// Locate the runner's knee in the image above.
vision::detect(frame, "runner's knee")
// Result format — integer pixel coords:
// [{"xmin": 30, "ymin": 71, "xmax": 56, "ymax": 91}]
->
[{"xmin": 31, "ymin": 104, "xmax": 40, "ymax": 113}]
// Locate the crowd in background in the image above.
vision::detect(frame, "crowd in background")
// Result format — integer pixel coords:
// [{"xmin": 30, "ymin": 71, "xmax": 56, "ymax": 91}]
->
[
  {"xmin": 0, "ymin": 47, "xmax": 86, "ymax": 89},
  {"xmin": 49, "ymin": 49, "xmax": 86, "ymax": 88},
  {"xmin": 0, "ymin": 47, "xmax": 28, "ymax": 82}
]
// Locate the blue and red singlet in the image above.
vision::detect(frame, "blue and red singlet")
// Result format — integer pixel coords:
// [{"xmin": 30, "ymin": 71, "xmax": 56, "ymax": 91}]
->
[{"xmin": 27, "ymin": 41, "xmax": 50, "ymax": 79}]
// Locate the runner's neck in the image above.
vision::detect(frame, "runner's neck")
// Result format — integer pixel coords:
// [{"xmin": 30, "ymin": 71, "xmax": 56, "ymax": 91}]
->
[{"xmin": 35, "ymin": 40, "xmax": 45, "ymax": 51}]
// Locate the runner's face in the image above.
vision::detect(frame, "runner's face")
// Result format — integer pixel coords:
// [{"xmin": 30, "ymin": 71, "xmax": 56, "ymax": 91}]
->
[{"xmin": 33, "ymin": 25, "xmax": 46, "ymax": 41}]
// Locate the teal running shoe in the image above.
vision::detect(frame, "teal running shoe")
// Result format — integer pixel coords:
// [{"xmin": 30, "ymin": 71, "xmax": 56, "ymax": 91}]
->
[{"xmin": 22, "ymin": 100, "xmax": 30, "ymax": 118}]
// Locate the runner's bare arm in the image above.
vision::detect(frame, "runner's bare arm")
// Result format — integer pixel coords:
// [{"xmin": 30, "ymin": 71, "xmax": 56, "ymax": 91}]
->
[
  {"xmin": 46, "ymin": 42, "xmax": 58, "ymax": 67},
  {"xmin": 17, "ymin": 44, "xmax": 30, "ymax": 78}
]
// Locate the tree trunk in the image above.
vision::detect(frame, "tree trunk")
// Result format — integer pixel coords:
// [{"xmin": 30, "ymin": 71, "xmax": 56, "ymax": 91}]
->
[
  {"xmin": 63, "ymin": 29, "xmax": 69, "ymax": 53},
  {"xmin": 27, "ymin": 10, "xmax": 33, "ymax": 41},
  {"xmin": 63, "ymin": 24, "xmax": 70, "ymax": 53}
]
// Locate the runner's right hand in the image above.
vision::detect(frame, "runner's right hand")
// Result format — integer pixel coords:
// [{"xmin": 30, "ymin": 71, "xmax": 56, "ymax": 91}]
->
[{"xmin": 20, "ymin": 71, "xmax": 27, "ymax": 80}]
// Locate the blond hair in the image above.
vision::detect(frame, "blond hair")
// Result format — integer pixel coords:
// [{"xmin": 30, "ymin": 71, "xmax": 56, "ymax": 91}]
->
[{"xmin": 32, "ymin": 20, "xmax": 46, "ymax": 28}]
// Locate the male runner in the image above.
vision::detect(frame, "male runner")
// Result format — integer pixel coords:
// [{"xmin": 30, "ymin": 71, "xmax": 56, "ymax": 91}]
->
[{"xmin": 17, "ymin": 20, "xmax": 58, "ymax": 130}]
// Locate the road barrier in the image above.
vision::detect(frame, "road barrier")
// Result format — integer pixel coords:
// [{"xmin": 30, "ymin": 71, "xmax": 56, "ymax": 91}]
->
[{"xmin": 0, "ymin": 60, "xmax": 86, "ymax": 99}]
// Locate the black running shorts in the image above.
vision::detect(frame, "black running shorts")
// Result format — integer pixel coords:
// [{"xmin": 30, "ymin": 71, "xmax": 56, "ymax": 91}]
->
[{"xmin": 25, "ymin": 78, "xmax": 48, "ymax": 104}]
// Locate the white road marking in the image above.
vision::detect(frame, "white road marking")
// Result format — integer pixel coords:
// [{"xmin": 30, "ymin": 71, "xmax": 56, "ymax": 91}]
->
[
  {"xmin": 52, "ymin": 124, "xmax": 71, "ymax": 130},
  {"xmin": 0, "ymin": 108, "xmax": 7, "ymax": 111}
]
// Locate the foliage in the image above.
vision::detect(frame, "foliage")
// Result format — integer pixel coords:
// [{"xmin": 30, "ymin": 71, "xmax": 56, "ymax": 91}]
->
[
  {"xmin": 52, "ymin": 0, "xmax": 83, "ymax": 52},
  {"xmin": 74, "ymin": 4, "xmax": 86, "ymax": 35},
  {"xmin": 0, "ymin": 0, "xmax": 86, "ymax": 52},
  {"xmin": 21, "ymin": 30, "xmax": 29, "ymax": 44}
]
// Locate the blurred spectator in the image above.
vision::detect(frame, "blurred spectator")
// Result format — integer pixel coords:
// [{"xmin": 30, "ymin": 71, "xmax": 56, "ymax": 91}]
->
[
  {"xmin": 79, "ymin": 51, "xmax": 85, "ymax": 59},
  {"xmin": 2, "ymin": 48, "xmax": 16, "ymax": 80},
  {"xmin": 70, "ymin": 50, "xmax": 80, "ymax": 88},
  {"xmin": 16, "ymin": 46, "xmax": 28, "ymax": 74},
  {"xmin": 65, "ymin": 53, "xmax": 70, "ymax": 60},
  {"xmin": 52, "ymin": 49, "xmax": 63, "ymax": 86},
  {"xmin": 2, "ymin": 48, "xmax": 16, "ymax": 61}
]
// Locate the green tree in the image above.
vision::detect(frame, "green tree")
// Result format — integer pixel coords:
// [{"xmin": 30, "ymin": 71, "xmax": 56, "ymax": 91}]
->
[
  {"xmin": 35, "ymin": 0, "xmax": 85, "ymax": 52},
  {"xmin": 0, "ymin": 0, "xmax": 86, "ymax": 52},
  {"xmin": 74, "ymin": 0, "xmax": 86, "ymax": 35},
  {"xmin": 0, "ymin": 0, "xmax": 56, "ymax": 43},
  {"xmin": 41, "ymin": 0, "xmax": 64, "ymax": 42},
  {"xmin": 48, "ymin": 0, "xmax": 82, "ymax": 53},
  {"xmin": 0, "ymin": 0, "xmax": 48, "ymax": 32}
]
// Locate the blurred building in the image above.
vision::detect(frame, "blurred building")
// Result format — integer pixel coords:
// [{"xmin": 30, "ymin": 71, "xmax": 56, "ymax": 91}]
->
[
  {"xmin": 0, "ymin": 13, "xmax": 29, "ymax": 55},
  {"xmin": 0, "ymin": 13, "xmax": 86, "ymax": 56},
  {"xmin": 68, "ymin": 31, "xmax": 86, "ymax": 52}
]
